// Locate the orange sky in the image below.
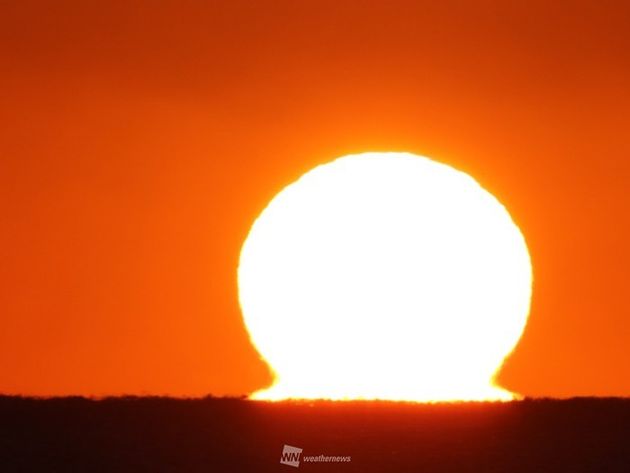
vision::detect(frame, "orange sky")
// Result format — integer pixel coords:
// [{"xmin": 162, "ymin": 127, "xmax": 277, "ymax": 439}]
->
[{"xmin": 1, "ymin": 0, "xmax": 629, "ymax": 398}]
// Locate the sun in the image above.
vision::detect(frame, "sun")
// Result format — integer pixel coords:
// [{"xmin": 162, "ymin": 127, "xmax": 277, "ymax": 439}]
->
[{"xmin": 238, "ymin": 152, "xmax": 532, "ymax": 402}]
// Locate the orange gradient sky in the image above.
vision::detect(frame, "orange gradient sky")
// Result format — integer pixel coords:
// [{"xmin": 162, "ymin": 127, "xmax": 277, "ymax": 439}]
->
[{"xmin": 1, "ymin": 0, "xmax": 629, "ymax": 398}]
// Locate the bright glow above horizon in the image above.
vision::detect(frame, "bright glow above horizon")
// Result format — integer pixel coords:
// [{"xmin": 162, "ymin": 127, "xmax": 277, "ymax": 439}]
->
[{"xmin": 238, "ymin": 152, "xmax": 532, "ymax": 402}]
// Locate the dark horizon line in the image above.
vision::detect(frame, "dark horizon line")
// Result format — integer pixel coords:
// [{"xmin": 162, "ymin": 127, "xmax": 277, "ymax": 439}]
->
[{"xmin": 2, "ymin": 394, "xmax": 629, "ymax": 403}]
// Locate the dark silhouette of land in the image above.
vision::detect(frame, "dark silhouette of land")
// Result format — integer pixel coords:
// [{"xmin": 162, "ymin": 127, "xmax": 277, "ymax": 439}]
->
[{"xmin": 1, "ymin": 396, "xmax": 629, "ymax": 472}]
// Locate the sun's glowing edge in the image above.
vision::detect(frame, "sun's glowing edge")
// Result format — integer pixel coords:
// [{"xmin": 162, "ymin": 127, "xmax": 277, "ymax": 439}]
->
[{"xmin": 250, "ymin": 383, "xmax": 520, "ymax": 403}]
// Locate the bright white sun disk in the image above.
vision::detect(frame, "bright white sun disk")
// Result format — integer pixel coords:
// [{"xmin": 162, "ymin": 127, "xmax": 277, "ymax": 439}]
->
[{"xmin": 238, "ymin": 152, "xmax": 532, "ymax": 402}]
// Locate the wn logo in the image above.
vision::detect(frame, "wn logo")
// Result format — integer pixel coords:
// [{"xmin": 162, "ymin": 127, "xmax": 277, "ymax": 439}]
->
[{"xmin": 280, "ymin": 444, "xmax": 303, "ymax": 468}]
